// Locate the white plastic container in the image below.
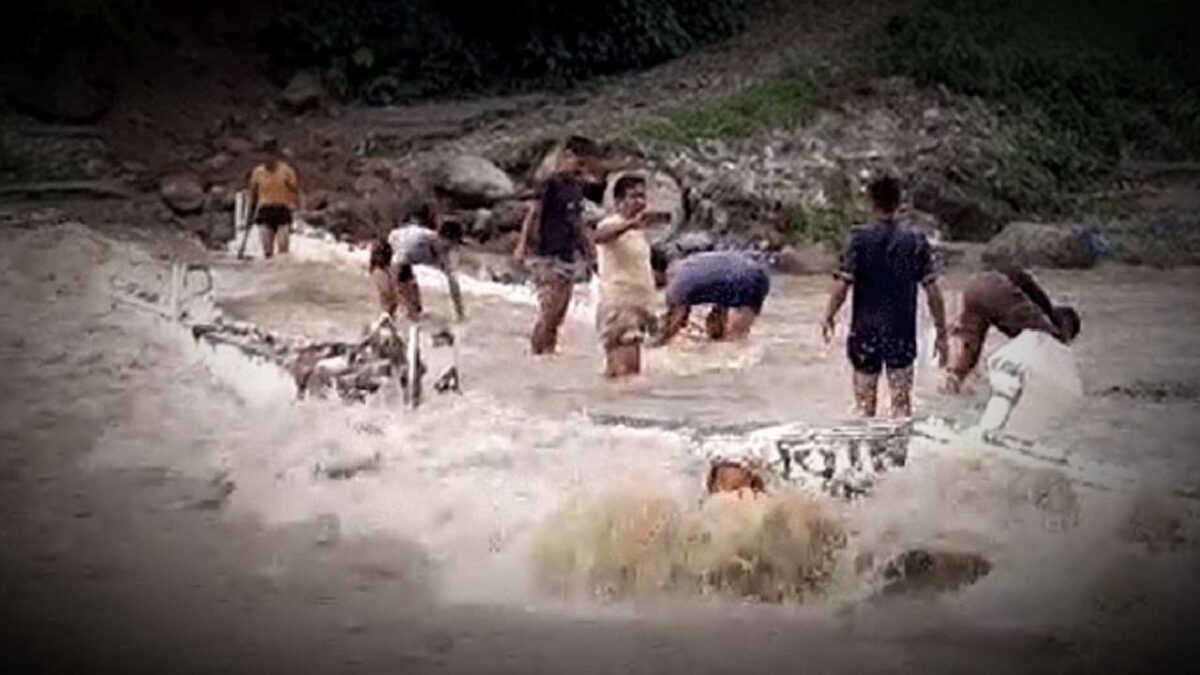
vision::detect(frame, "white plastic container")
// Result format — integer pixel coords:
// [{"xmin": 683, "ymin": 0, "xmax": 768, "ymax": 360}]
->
[{"xmin": 979, "ymin": 331, "xmax": 1083, "ymax": 444}]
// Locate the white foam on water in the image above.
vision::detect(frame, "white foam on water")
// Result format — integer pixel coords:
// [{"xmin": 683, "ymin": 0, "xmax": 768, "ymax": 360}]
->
[
  {"xmin": 230, "ymin": 222, "xmax": 598, "ymax": 323},
  {"xmin": 8, "ymin": 223, "xmax": 1200, "ymax": 635}
]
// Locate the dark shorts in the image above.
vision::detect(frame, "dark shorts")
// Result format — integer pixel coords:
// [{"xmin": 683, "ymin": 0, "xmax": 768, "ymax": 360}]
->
[
  {"xmin": 847, "ymin": 333, "xmax": 916, "ymax": 375},
  {"xmin": 256, "ymin": 204, "xmax": 293, "ymax": 230}
]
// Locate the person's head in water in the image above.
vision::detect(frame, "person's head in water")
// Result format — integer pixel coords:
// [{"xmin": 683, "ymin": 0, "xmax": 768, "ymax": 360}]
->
[
  {"xmin": 868, "ymin": 175, "xmax": 902, "ymax": 218},
  {"xmin": 1052, "ymin": 305, "xmax": 1081, "ymax": 343},
  {"xmin": 613, "ymin": 174, "xmax": 647, "ymax": 219},
  {"xmin": 557, "ymin": 135, "xmax": 599, "ymax": 178},
  {"xmin": 369, "ymin": 237, "xmax": 393, "ymax": 271}
]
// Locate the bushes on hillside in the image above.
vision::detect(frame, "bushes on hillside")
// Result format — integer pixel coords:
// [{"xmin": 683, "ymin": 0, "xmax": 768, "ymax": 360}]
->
[
  {"xmin": 258, "ymin": 0, "xmax": 750, "ymax": 102},
  {"xmin": 882, "ymin": 0, "xmax": 1200, "ymax": 169}
]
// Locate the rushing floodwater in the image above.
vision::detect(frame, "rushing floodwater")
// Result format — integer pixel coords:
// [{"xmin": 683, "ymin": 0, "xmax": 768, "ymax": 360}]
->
[{"xmin": 3, "ymin": 223, "xmax": 1199, "ymax": 646}]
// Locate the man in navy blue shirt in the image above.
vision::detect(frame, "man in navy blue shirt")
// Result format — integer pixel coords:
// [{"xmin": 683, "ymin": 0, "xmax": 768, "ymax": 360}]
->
[
  {"xmin": 821, "ymin": 176, "xmax": 949, "ymax": 417},
  {"xmin": 655, "ymin": 251, "xmax": 771, "ymax": 345}
]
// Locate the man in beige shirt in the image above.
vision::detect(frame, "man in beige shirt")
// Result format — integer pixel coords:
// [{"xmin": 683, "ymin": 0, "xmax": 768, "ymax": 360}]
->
[
  {"xmin": 247, "ymin": 159, "xmax": 301, "ymax": 258},
  {"xmin": 592, "ymin": 174, "xmax": 658, "ymax": 378}
]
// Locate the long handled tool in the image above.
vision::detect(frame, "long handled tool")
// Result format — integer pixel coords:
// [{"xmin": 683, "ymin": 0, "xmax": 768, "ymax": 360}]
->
[{"xmin": 234, "ymin": 191, "xmax": 254, "ymax": 260}]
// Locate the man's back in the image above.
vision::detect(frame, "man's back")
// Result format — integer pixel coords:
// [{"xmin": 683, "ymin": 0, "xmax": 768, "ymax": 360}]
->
[
  {"xmin": 250, "ymin": 162, "xmax": 299, "ymax": 208},
  {"xmin": 843, "ymin": 219, "xmax": 935, "ymax": 344}
]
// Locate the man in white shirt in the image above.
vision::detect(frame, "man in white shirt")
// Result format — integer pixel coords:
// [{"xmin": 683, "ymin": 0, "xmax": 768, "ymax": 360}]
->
[
  {"xmin": 592, "ymin": 174, "xmax": 658, "ymax": 378},
  {"xmin": 383, "ymin": 207, "xmax": 465, "ymax": 322}
]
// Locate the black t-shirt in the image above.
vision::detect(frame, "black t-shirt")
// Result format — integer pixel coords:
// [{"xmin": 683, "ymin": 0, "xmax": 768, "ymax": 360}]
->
[
  {"xmin": 838, "ymin": 219, "xmax": 937, "ymax": 345},
  {"xmin": 534, "ymin": 176, "xmax": 585, "ymax": 261}
]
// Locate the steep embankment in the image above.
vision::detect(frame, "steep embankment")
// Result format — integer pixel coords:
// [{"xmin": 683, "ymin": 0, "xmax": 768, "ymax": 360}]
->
[{"xmin": 2, "ymin": 0, "xmax": 1196, "ymax": 268}]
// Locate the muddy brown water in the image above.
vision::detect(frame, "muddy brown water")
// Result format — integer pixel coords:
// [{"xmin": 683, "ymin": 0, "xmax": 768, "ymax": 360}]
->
[{"xmin": 2, "ymin": 224, "xmax": 1199, "ymax": 673}]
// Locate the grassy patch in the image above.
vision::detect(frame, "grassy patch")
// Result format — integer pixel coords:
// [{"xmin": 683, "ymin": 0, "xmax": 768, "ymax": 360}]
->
[
  {"xmin": 881, "ymin": 0, "xmax": 1200, "ymax": 177},
  {"xmin": 634, "ymin": 65, "xmax": 821, "ymax": 146}
]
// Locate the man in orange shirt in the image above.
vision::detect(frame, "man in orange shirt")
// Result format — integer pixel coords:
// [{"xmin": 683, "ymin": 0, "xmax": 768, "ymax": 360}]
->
[{"xmin": 247, "ymin": 159, "xmax": 301, "ymax": 259}]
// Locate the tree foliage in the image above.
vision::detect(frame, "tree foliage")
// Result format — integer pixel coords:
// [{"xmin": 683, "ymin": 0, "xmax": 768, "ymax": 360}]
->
[
  {"xmin": 882, "ymin": 0, "xmax": 1200, "ymax": 167},
  {"xmin": 259, "ymin": 0, "xmax": 750, "ymax": 102}
]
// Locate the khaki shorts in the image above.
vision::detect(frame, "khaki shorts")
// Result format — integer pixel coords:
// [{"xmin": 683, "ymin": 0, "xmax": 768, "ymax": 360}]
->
[{"xmin": 596, "ymin": 303, "xmax": 657, "ymax": 349}]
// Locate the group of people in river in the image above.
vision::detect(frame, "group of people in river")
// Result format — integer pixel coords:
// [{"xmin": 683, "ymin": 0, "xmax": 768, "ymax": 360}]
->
[{"xmin": 242, "ymin": 137, "xmax": 1083, "ymax": 419}]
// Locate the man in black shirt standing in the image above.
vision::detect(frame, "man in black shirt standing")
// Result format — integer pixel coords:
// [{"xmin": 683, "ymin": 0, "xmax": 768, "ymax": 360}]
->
[
  {"xmin": 515, "ymin": 137, "xmax": 598, "ymax": 355},
  {"xmin": 821, "ymin": 176, "xmax": 950, "ymax": 417}
]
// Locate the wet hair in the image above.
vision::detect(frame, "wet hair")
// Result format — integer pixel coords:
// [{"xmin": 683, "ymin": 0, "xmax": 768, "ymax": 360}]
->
[
  {"xmin": 369, "ymin": 238, "xmax": 393, "ymax": 271},
  {"xmin": 868, "ymin": 175, "xmax": 902, "ymax": 213},
  {"xmin": 613, "ymin": 174, "xmax": 646, "ymax": 201},
  {"xmin": 1052, "ymin": 306, "xmax": 1081, "ymax": 342}
]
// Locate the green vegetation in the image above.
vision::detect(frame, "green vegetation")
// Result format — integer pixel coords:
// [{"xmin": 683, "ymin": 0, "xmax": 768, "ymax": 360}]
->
[
  {"xmin": 260, "ymin": 0, "xmax": 750, "ymax": 102},
  {"xmin": 881, "ymin": 0, "xmax": 1200, "ymax": 197},
  {"xmin": 635, "ymin": 66, "xmax": 821, "ymax": 145}
]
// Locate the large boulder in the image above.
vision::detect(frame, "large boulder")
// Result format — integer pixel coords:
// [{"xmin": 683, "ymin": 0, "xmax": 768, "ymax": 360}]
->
[
  {"xmin": 982, "ymin": 222, "xmax": 1100, "ymax": 269},
  {"xmin": 427, "ymin": 155, "xmax": 516, "ymax": 207},
  {"xmin": 160, "ymin": 173, "xmax": 206, "ymax": 215},
  {"xmin": 204, "ymin": 210, "xmax": 236, "ymax": 249},
  {"xmin": 489, "ymin": 199, "xmax": 532, "ymax": 234},
  {"xmin": 773, "ymin": 244, "xmax": 839, "ymax": 275},
  {"xmin": 307, "ymin": 198, "xmax": 376, "ymax": 240},
  {"xmin": 280, "ymin": 71, "xmax": 325, "ymax": 112}
]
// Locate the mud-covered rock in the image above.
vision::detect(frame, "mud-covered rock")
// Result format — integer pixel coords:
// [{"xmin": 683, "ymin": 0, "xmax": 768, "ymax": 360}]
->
[
  {"xmin": 457, "ymin": 249, "xmax": 529, "ymax": 284},
  {"xmin": 671, "ymin": 230, "xmax": 718, "ymax": 256},
  {"xmin": 488, "ymin": 199, "xmax": 531, "ymax": 235},
  {"xmin": 206, "ymin": 185, "xmax": 235, "ymax": 213},
  {"xmin": 603, "ymin": 169, "xmax": 685, "ymax": 231},
  {"xmin": 214, "ymin": 136, "xmax": 254, "ymax": 156},
  {"xmin": 912, "ymin": 184, "xmax": 1009, "ymax": 242},
  {"xmin": 882, "ymin": 548, "xmax": 992, "ymax": 595},
  {"xmin": 203, "ymin": 210, "xmax": 236, "ymax": 248},
  {"xmin": 983, "ymin": 222, "xmax": 1101, "ymax": 269},
  {"xmin": 308, "ymin": 198, "xmax": 377, "ymax": 239},
  {"xmin": 160, "ymin": 173, "xmax": 206, "ymax": 215}
]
